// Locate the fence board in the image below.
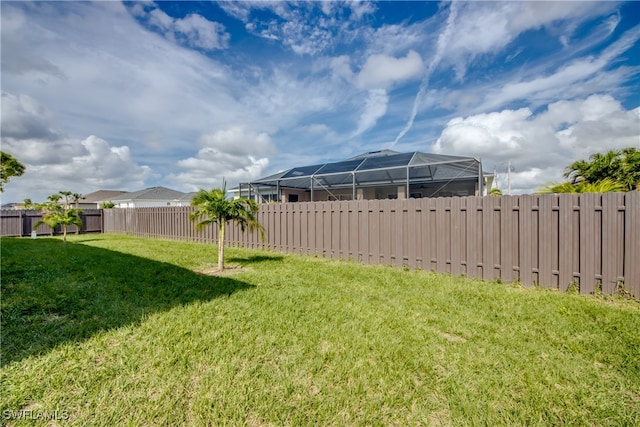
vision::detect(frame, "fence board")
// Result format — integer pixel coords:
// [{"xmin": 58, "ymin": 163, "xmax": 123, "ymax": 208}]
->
[
  {"xmin": 601, "ymin": 193, "xmax": 622, "ymax": 294},
  {"xmin": 330, "ymin": 203, "xmax": 340, "ymax": 259},
  {"xmin": 464, "ymin": 198, "xmax": 479, "ymax": 278},
  {"xmin": 624, "ymin": 192, "xmax": 640, "ymax": 298},
  {"xmin": 558, "ymin": 195, "xmax": 576, "ymax": 291},
  {"xmin": 519, "ymin": 196, "xmax": 535, "ymax": 285},
  {"xmin": 579, "ymin": 194, "xmax": 599, "ymax": 294},
  {"xmin": 348, "ymin": 202, "xmax": 359, "ymax": 261},
  {"xmin": 482, "ymin": 197, "xmax": 496, "ymax": 281},
  {"xmin": 380, "ymin": 201, "xmax": 391, "ymax": 265},
  {"xmin": 538, "ymin": 195, "xmax": 555, "ymax": 288},
  {"xmin": 1, "ymin": 209, "xmax": 102, "ymax": 237},
  {"xmin": 499, "ymin": 196, "xmax": 515, "ymax": 282}
]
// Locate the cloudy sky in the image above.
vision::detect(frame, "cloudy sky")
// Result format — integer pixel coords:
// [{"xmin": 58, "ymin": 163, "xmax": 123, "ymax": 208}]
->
[{"xmin": 1, "ymin": 0, "xmax": 639, "ymax": 202}]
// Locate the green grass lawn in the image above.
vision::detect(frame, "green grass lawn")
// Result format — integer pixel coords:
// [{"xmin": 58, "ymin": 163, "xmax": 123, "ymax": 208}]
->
[{"xmin": 1, "ymin": 234, "xmax": 639, "ymax": 426}]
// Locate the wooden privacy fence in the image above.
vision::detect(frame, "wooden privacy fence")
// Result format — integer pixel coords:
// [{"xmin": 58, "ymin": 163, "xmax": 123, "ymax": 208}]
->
[
  {"xmin": 0, "ymin": 209, "xmax": 103, "ymax": 237},
  {"xmin": 103, "ymin": 193, "xmax": 640, "ymax": 298}
]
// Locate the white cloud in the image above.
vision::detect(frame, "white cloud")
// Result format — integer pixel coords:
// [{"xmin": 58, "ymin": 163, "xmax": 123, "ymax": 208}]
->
[
  {"xmin": 479, "ymin": 25, "xmax": 640, "ymax": 111},
  {"xmin": 434, "ymin": 108, "xmax": 532, "ymax": 156},
  {"xmin": 2, "ymin": 134, "xmax": 153, "ymax": 202},
  {"xmin": 140, "ymin": 5, "xmax": 230, "ymax": 50},
  {"xmin": 356, "ymin": 50, "xmax": 424, "ymax": 90},
  {"xmin": 218, "ymin": 1, "xmax": 375, "ymax": 56},
  {"xmin": 443, "ymin": 1, "xmax": 617, "ymax": 80},
  {"xmin": 302, "ymin": 123, "xmax": 340, "ymax": 142},
  {"xmin": 198, "ymin": 127, "xmax": 275, "ymax": 157},
  {"xmin": 148, "ymin": 8, "xmax": 174, "ymax": 31},
  {"xmin": 353, "ymin": 89, "xmax": 389, "ymax": 136},
  {"xmin": 432, "ymin": 23, "xmax": 640, "ymax": 118},
  {"xmin": 434, "ymin": 95, "xmax": 640, "ymax": 194},
  {"xmin": 169, "ymin": 127, "xmax": 275, "ymax": 191},
  {"xmin": 1, "ymin": 92, "xmax": 59, "ymax": 141},
  {"xmin": 239, "ymin": 68, "xmax": 344, "ymax": 132},
  {"xmin": 175, "ymin": 14, "xmax": 230, "ymax": 50},
  {"xmin": 0, "ymin": 2, "xmax": 249, "ymax": 202},
  {"xmin": 349, "ymin": 1, "xmax": 376, "ymax": 21}
]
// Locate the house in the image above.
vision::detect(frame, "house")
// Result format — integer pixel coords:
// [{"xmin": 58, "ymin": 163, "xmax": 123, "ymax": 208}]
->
[
  {"xmin": 235, "ymin": 150, "xmax": 493, "ymax": 202},
  {"xmin": 1, "ymin": 203, "xmax": 23, "ymax": 210},
  {"xmin": 176, "ymin": 192, "xmax": 197, "ymax": 207},
  {"xmin": 1, "ymin": 190, "xmax": 129, "ymax": 210},
  {"xmin": 96, "ymin": 186, "xmax": 188, "ymax": 208},
  {"xmin": 80, "ymin": 190, "xmax": 129, "ymax": 208}
]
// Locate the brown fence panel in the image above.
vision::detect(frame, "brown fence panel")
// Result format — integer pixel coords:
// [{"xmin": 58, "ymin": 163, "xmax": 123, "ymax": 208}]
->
[
  {"xmin": 538, "ymin": 195, "xmax": 556, "ymax": 288},
  {"xmin": 79, "ymin": 209, "xmax": 102, "ymax": 234},
  {"xmin": 405, "ymin": 198, "xmax": 418, "ymax": 270},
  {"xmin": 601, "ymin": 193, "xmax": 625, "ymax": 295},
  {"xmin": 499, "ymin": 196, "xmax": 517, "ymax": 283},
  {"xmin": 518, "ymin": 195, "xmax": 534, "ymax": 285},
  {"xmin": 449, "ymin": 197, "xmax": 463, "ymax": 276},
  {"xmin": 356, "ymin": 201, "xmax": 369, "ymax": 264},
  {"xmin": 579, "ymin": 194, "xmax": 599, "ymax": 294},
  {"xmin": 624, "ymin": 192, "xmax": 640, "ymax": 298},
  {"xmin": 367, "ymin": 200, "xmax": 379, "ymax": 265},
  {"xmin": 481, "ymin": 197, "xmax": 496, "ymax": 281},
  {"xmin": 465, "ymin": 197, "xmax": 481, "ymax": 279},
  {"xmin": 434, "ymin": 197, "xmax": 449, "ymax": 274},
  {"xmin": 558, "ymin": 195, "xmax": 577, "ymax": 291},
  {"xmin": 1, "ymin": 209, "xmax": 102, "ymax": 237},
  {"xmin": 0, "ymin": 210, "xmax": 22, "ymax": 236}
]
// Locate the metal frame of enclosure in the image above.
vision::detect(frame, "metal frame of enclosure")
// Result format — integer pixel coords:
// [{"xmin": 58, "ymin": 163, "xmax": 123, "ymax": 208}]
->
[{"xmin": 239, "ymin": 151, "xmax": 485, "ymax": 202}]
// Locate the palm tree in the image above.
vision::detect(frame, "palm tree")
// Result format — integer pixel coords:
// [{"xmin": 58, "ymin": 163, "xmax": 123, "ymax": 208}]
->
[
  {"xmin": 58, "ymin": 191, "xmax": 73, "ymax": 209},
  {"xmin": 536, "ymin": 178, "xmax": 627, "ymax": 194},
  {"xmin": 190, "ymin": 181, "xmax": 264, "ymax": 271},
  {"xmin": 71, "ymin": 193, "xmax": 85, "ymax": 209},
  {"xmin": 565, "ymin": 148, "xmax": 639, "ymax": 191},
  {"xmin": 47, "ymin": 193, "xmax": 62, "ymax": 204},
  {"xmin": 23, "ymin": 198, "xmax": 35, "ymax": 209},
  {"xmin": 34, "ymin": 206, "xmax": 84, "ymax": 242}
]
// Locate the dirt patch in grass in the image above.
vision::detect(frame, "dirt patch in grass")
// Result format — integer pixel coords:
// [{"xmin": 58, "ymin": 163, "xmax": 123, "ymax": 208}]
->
[{"xmin": 195, "ymin": 264, "xmax": 249, "ymax": 276}]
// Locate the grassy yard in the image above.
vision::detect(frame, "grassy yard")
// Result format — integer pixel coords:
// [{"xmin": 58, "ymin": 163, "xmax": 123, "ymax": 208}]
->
[{"xmin": 1, "ymin": 234, "xmax": 639, "ymax": 426}]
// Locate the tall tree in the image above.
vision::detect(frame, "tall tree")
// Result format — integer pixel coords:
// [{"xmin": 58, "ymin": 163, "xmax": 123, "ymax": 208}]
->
[
  {"xmin": 0, "ymin": 152, "xmax": 26, "ymax": 192},
  {"xmin": 190, "ymin": 181, "xmax": 264, "ymax": 271},
  {"xmin": 564, "ymin": 148, "xmax": 640, "ymax": 191}
]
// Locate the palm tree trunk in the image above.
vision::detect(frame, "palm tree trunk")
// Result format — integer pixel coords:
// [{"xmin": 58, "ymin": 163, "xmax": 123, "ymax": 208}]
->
[
  {"xmin": 63, "ymin": 225, "xmax": 67, "ymax": 243},
  {"xmin": 217, "ymin": 221, "xmax": 225, "ymax": 270}
]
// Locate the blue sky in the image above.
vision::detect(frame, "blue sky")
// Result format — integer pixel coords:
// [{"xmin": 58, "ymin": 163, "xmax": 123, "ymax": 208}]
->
[{"xmin": 2, "ymin": 0, "xmax": 639, "ymax": 202}]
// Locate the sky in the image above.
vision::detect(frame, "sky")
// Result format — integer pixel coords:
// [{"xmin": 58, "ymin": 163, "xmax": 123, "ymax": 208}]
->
[{"xmin": 1, "ymin": 0, "xmax": 639, "ymax": 203}]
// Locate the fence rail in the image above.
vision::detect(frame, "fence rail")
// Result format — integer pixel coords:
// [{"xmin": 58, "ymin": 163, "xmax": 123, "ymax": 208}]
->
[
  {"xmin": 102, "ymin": 193, "xmax": 639, "ymax": 298},
  {"xmin": 0, "ymin": 209, "xmax": 103, "ymax": 237}
]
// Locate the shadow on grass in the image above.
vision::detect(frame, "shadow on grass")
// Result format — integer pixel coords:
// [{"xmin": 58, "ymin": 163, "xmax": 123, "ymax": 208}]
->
[
  {"xmin": 226, "ymin": 254, "xmax": 284, "ymax": 265},
  {"xmin": 0, "ymin": 238, "xmax": 255, "ymax": 367}
]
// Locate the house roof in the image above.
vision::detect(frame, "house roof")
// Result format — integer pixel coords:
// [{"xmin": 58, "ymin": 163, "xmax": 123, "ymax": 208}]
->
[
  {"xmin": 244, "ymin": 150, "xmax": 484, "ymax": 190},
  {"xmin": 177, "ymin": 192, "xmax": 197, "ymax": 203},
  {"xmin": 109, "ymin": 186, "xmax": 186, "ymax": 201},
  {"xmin": 82, "ymin": 190, "xmax": 129, "ymax": 203}
]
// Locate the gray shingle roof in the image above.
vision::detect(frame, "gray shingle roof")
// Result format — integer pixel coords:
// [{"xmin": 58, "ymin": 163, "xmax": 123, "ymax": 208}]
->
[
  {"xmin": 82, "ymin": 190, "xmax": 129, "ymax": 203},
  {"xmin": 109, "ymin": 186, "xmax": 185, "ymax": 201}
]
